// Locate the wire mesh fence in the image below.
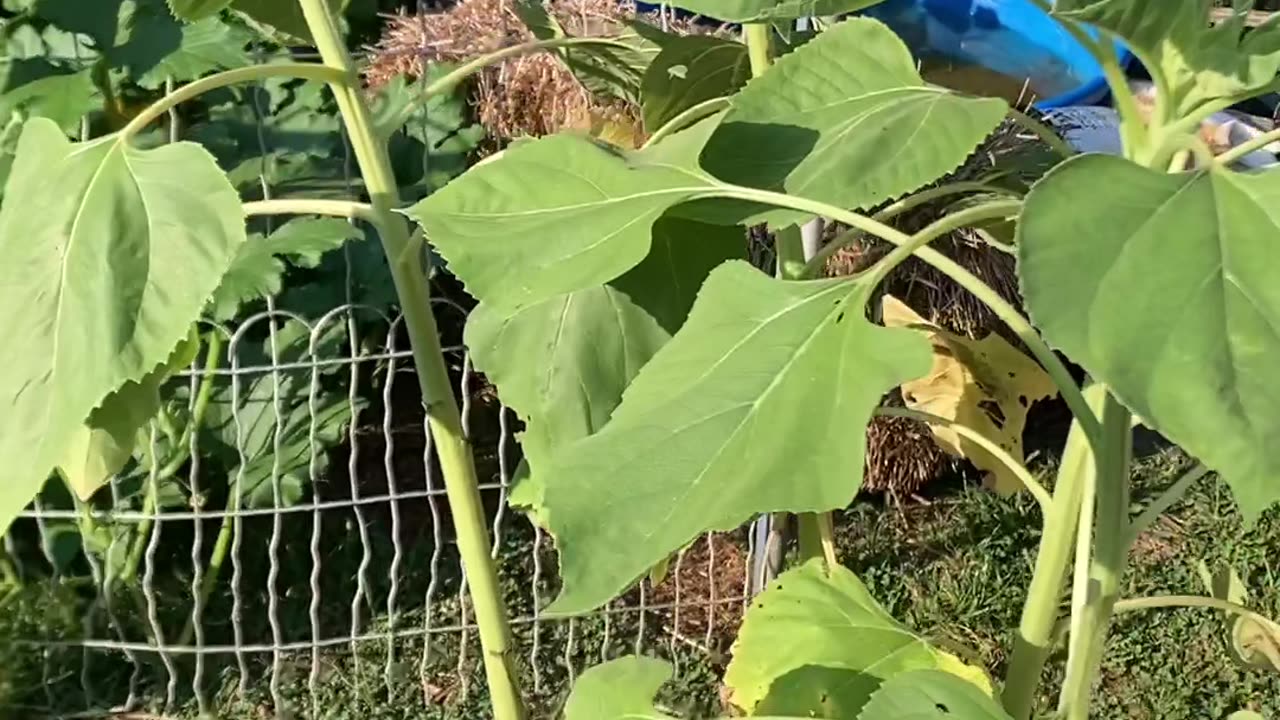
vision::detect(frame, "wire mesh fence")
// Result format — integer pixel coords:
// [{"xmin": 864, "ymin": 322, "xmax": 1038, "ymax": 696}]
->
[
  {"xmin": 0, "ymin": 10, "xmax": 771, "ymax": 714},
  {"xmin": 1, "ymin": 298, "xmax": 757, "ymax": 718}
]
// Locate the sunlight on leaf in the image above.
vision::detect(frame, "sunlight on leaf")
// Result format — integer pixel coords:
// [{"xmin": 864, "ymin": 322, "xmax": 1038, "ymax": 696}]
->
[
  {"xmin": 666, "ymin": 0, "xmax": 885, "ymax": 23},
  {"xmin": 881, "ymin": 295, "xmax": 1056, "ymax": 496},
  {"xmin": 209, "ymin": 217, "xmax": 361, "ymax": 321},
  {"xmin": 406, "ymin": 133, "xmax": 719, "ymax": 311},
  {"xmin": 641, "ymin": 34, "xmax": 749, "ymax": 134},
  {"xmin": 563, "ymin": 656, "xmax": 678, "ymax": 720},
  {"xmin": 1053, "ymin": 0, "xmax": 1280, "ymax": 116},
  {"xmin": 698, "ymin": 18, "xmax": 1006, "ymax": 227},
  {"xmin": 472, "ymin": 218, "xmax": 744, "ymax": 526},
  {"xmin": 0, "ymin": 118, "xmax": 245, "ymax": 534},
  {"xmin": 1019, "ymin": 155, "xmax": 1280, "ymax": 519},
  {"xmin": 726, "ymin": 560, "xmax": 993, "ymax": 716},
  {"xmin": 855, "ymin": 670, "xmax": 1012, "ymax": 720},
  {"xmin": 541, "ymin": 262, "xmax": 931, "ymax": 615}
]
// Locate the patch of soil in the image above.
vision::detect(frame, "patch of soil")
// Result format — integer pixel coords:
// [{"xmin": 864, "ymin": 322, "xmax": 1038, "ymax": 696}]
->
[{"xmin": 648, "ymin": 534, "xmax": 748, "ymax": 650}]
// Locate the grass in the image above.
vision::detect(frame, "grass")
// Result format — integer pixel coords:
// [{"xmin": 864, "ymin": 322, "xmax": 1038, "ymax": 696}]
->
[{"xmin": 2, "ymin": 448, "xmax": 1278, "ymax": 719}]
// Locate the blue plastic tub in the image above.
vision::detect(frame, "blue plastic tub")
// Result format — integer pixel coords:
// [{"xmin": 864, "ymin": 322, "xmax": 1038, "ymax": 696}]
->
[
  {"xmin": 635, "ymin": 0, "xmax": 1132, "ymax": 110},
  {"xmin": 860, "ymin": 0, "xmax": 1132, "ymax": 108}
]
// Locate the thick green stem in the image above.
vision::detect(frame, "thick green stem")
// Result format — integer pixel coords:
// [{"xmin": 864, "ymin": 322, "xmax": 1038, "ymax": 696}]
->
[
  {"xmin": 296, "ymin": 2, "xmax": 525, "ymax": 718},
  {"xmin": 243, "ymin": 198, "xmax": 376, "ymax": 222},
  {"xmin": 743, "ymin": 24, "xmax": 773, "ymax": 77},
  {"xmin": 1000, "ymin": 384, "xmax": 1106, "ymax": 719},
  {"xmin": 1058, "ymin": 393, "xmax": 1132, "ymax": 720}
]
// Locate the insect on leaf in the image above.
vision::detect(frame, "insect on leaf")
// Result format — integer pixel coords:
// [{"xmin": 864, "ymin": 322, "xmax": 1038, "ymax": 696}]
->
[
  {"xmin": 641, "ymin": 34, "xmax": 749, "ymax": 134},
  {"xmin": 0, "ymin": 118, "xmax": 245, "ymax": 535},
  {"xmin": 881, "ymin": 295, "xmax": 1056, "ymax": 496},
  {"xmin": 855, "ymin": 670, "xmax": 1013, "ymax": 720},
  {"xmin": 726, "ymin": 560, "xmax": 993, "ymax": 716},
  {"xmin": 540, "ymin": 262, "xmax": 931, "ymax": 615},
  {"xmin": 1019, "ymin": 155, "xmax": 1280, "ymax": 520}
]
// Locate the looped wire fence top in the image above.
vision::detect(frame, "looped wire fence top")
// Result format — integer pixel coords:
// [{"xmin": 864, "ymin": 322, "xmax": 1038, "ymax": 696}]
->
[{"xmin": 0, "ymin": 8, "xmax": 756, "ymax": 718}]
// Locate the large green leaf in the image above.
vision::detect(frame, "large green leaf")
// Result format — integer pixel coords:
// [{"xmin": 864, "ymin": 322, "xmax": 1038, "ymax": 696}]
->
[
  {"xmin": 563, "ymin": 656, "xmax": 677, "ymax": 720},
  {"xmin": 1018, "ymin": 155, "xmax": 1280, "ymax": 518},
  {"xmin": 698, "ymin": 18, "xmax": 1006, "ymax": 227},
  {"xmin": 406, "ymin": 133, "xmax": 718, "ymax": 311},
  {"xmin": 55, "ymin": 330, "xmax": 200, "ymax": 500},
  {"xmin": 201, "ymin": 321, "xmax": 362, "ymax": 509},
  {"xmin": 856, "ymin": 670, "xmax": 1013, "ymax": 720},
  {"xmin": 208, "ymin": 217, "xmax": 361, "ymax": 320},
  {"xmin": 470, "ymin": 218, "xmax": 745, "ymax": 520},
  {"xmin": 119, "ymin": 16, "xmax": 252, "ymax": 89},
  {"xmin": 563, "ymin": 656, "xmax": 812, "ymax": 720},
  {"xmin": 725, "ymin": 561, "xmax": 993, "ymax": 715},
  {"xmin": 1053, "ymin": 0, "xmax": 1280, "ymax": 117},
  {"xmin": 228, "ymin": 0, "xmax": 347, "ymax": 44},
  {"xmin": 0, "ymin": 118, "xmax": 245, "ymax": 534},
  {"xmin": 166, "ymin": 0, "xmax": 232, "ymax": 20},
  {"xmin": 541, "ymin": 262, "xmax": 931, "ymax": 614},
  {"xmin": 641, "ymin": 35, "xmax": 749, "ymax": 134},
  {"xmin": 0, "ymin": 61, "xmax": 97, "ymax": 132},
  {"xmin": 667, "ymin": 0, "xmax": 885, "ymax": 22}
]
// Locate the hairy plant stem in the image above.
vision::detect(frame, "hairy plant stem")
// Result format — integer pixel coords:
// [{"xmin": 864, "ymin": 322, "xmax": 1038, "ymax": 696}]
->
[
  {"xmin": 743, "ymin": 24, "xmax": 773, "ymax": 77},
  {"xmin": 297, "ymin": 2, "xmax": 525, "ymax": 718},
  {"xmin": 1000, "ymin": 384, "xmax": 1105, "ymax": 719},
  {"xmin": 1058, "ymin": 393, "xmax": 1132, "ymax": 720},
  {"xmin": 121, "ymin": 331, "xmax": 224, "ymax": 584}
]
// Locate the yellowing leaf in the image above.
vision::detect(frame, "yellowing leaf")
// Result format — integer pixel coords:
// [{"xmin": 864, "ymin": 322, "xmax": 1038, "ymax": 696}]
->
[{"xmin": 881, "ymin": 295, "xmax": 1056, "ymax": 495}]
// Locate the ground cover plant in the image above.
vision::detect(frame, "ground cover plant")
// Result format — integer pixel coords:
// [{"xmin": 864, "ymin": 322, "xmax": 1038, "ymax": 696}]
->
[{"xmin": 2, "ymin": 0, "xmax": 1280, "ymax": 719}]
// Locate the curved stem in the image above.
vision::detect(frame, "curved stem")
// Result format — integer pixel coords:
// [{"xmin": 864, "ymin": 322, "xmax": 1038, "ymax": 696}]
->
[
  {"xmin": 802, "ymin": 199, "xmax": 1020, "ymax": 280},
  {"xmin": 384, "ymin": 38, "xmax": 640, "ymax": 134},
  {"xmin": 641, "ymin": 96, "xmax": 731, "ymax": 148},
  {"xmin": 873, "ymin": 181, "xmax": 1021, "ymax": 225},
  {"xmin": 720, "ymin": 186, "xmax": 1101, "ymax": 448},
  {"xmin": 1216, "ymin": 125, "xmax": 1280, "ymax": 167},
  {"xmin": 876, "ymin": 408, "xmax": 1051, "ymax": 510},
  {"xmin": 1113, "ymin": 595, "xmax": 1276, "ymax": 627},
  {"xmin": 243, "ymin": 198, "xmax": 377, "ymax": 223},
  {"xmin": 298, "ymin": 2, "xmax": 525, "ymax": 717},
  {"xmin": 120, "ymin": 64, "xmax": 346, "ymax": 141},
  {"xmin": 1008, "ymin": 107, "xmax": 1074, "ymax": 158},
  {"xmin": 1126, "ymin": 464, "xmax": 1209, "ymax": 545}
]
